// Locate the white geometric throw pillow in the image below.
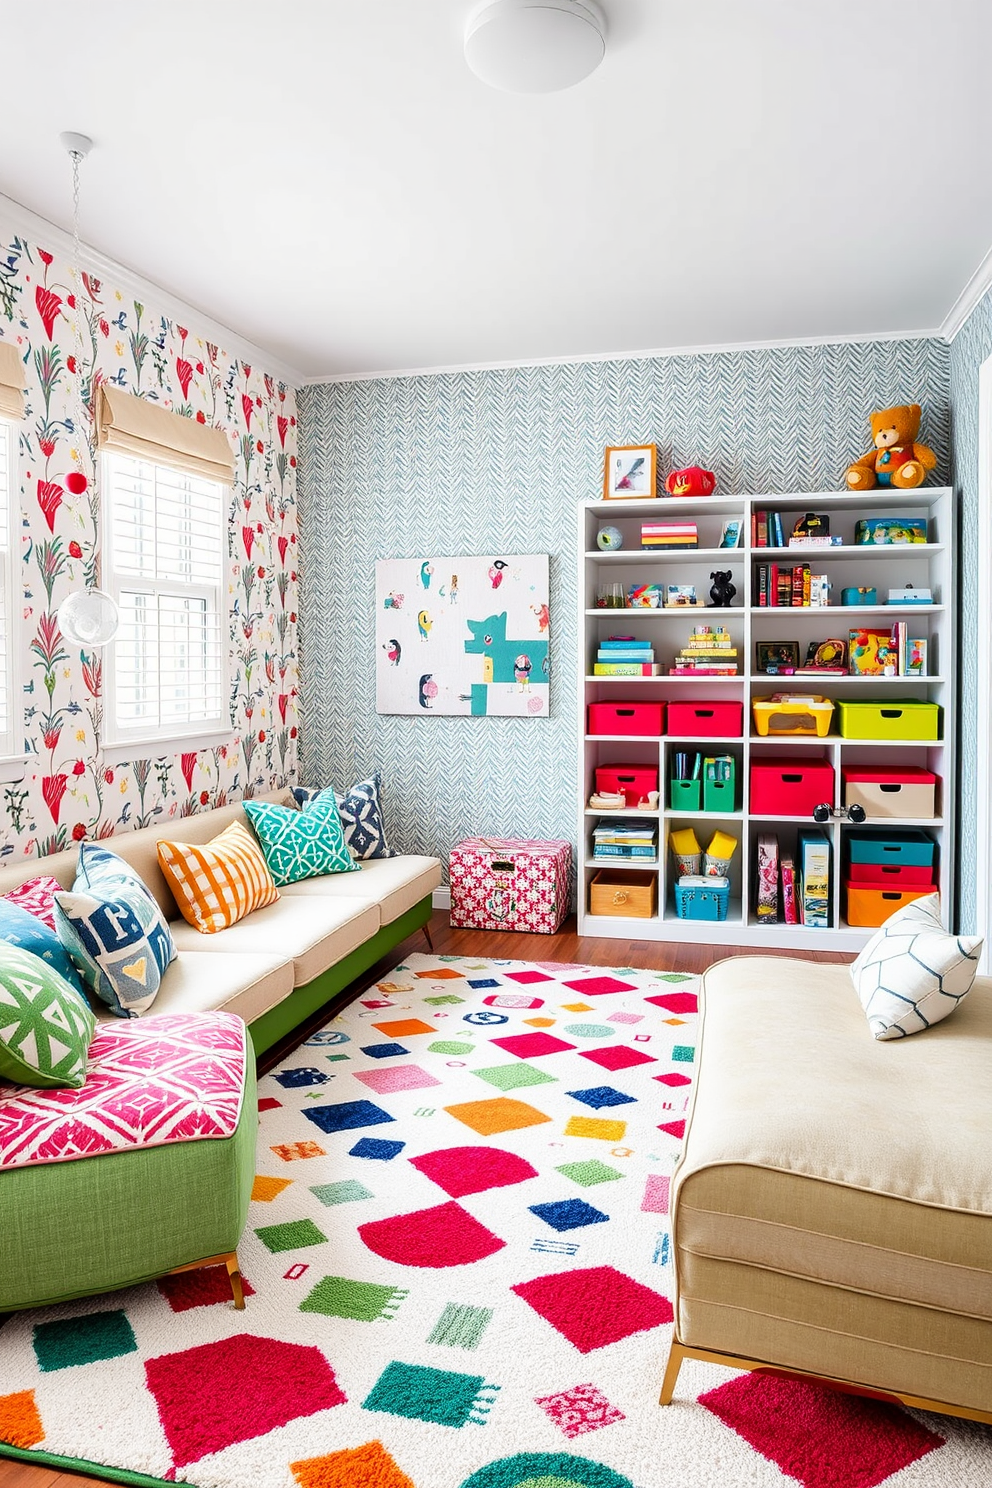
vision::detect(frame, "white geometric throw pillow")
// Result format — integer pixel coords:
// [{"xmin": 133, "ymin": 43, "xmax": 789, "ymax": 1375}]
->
[{"xmin": 850, "ymin": 892, "xmax": 983, "ymax": 1040}]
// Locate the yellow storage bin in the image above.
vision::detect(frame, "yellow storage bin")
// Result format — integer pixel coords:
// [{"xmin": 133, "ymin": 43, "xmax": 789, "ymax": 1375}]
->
[{"xmin": 752, "ymin": 693, "xmax": 835, "ymax": 737}]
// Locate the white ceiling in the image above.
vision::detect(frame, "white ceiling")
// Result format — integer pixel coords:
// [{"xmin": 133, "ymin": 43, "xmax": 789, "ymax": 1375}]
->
[{"xmin": 2, "ymin": 0, "xmax": 991, "ymax": 381}]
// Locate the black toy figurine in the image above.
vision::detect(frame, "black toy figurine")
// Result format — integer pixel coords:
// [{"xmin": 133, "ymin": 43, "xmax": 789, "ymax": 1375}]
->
[{"xmin": 709, "ymin": 570, "xmax": 736, "ymax": 607}]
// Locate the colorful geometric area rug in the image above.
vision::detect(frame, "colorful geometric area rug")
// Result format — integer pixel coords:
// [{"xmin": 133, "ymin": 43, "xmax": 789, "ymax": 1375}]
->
[{"xmin": 1, "ymin": 953, "xmax": 990, "ymax": 1488}]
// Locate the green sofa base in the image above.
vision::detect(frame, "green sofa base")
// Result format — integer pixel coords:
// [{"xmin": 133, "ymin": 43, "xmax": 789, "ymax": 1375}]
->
[{"xmin": 246, "ymin": 892, "xmax": 433, "ymax": 1057}]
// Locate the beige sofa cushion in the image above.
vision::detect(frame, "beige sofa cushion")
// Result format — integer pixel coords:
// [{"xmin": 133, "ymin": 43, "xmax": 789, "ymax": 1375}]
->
[
  {"xmin": 0, "ymin": 790, "xmax": 293, "ymax": 917},
  {"xmin": 94, "ymin": 950, "xmax": 294, "ymax": 1026},
  {"xmin": 280, "ymin": 854, "xmax": 441, "ymax": 924},
  {"xmin": 169, "ymin": 894, "xmax": 381, "ymax": 986}
]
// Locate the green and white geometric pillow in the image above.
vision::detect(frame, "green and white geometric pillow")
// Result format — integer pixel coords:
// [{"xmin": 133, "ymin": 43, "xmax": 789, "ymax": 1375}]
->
[
  {"xmin": 850, "ymin": 892, "xmax": 984, "ymax": 1040},
  {"xmin": 244, "ymin": 788, "xmax": 360, "ymax": 886},
  {"xmin": 0, "ymin": 943, "xmax": 95, "ymax": 1089}
]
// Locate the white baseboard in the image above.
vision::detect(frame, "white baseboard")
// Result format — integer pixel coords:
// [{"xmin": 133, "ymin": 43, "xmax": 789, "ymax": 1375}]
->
[{"xmin": 432, "ymin": 887, "xmax": 451, "ymax": 910}]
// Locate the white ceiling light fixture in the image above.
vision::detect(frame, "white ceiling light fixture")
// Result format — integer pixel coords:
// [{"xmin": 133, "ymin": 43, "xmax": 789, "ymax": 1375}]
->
[{"xmin": 465, "ymin": 0, "xmax": 607, "ymax": 94}]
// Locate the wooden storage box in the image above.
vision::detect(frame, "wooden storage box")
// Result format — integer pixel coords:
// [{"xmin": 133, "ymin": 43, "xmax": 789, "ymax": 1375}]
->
[
  {"xmin": 842, "ymin": 767, "xmax": 938, "ymax": 820},
  {"xmin": 589, "ymin": 868, "xmax": 656, "ymax": 919}
]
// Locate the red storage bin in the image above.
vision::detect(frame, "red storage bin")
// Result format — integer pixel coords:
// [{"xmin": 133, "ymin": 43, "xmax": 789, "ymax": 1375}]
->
[
  {"xmin": 667, "ymin": 701, "xmax": 743, "ymax": 737},
  {"xmin": 847, "ymin": 860, "xmax": 935, "ymax": 887},
  {"xmin": 595, "ymin": 765, "xmax": 659, "ymax": 807},
  {"xmin": 588, "ymin": 701, "xmax": 664, "ymax": 736},
  {"xmin": 750, "ymin": 756, "xmax": 834, "ymax": 817}
]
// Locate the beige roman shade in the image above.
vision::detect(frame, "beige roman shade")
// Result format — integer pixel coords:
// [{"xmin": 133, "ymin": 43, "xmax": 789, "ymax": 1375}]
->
[
  {"xmin": 0, "ymin": 340, "xmax": 26, "ymax": 421},
  {"xmin": 97, "ymin": 386, "xmax": 235, "ymax": 484}
]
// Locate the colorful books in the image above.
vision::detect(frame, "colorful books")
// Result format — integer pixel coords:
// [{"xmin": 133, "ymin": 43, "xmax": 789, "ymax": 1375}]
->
[
  {"xmin": 593, "ymin": 663, "xmax": 661, "ymax": 675},
  {"xmin": 641, "ymin": 522, "xmax": 697, "ymax": 550},
  {"xmin": 798, "ymin": 829, "xmax": 831, "ymax": 928},
  {"xmin": 848, "ymin": 628, "xmax": 897, "ymax": 676},
  {"xmin": 670, "ymin": 625, "xmax": 739, "ymax": 676}
]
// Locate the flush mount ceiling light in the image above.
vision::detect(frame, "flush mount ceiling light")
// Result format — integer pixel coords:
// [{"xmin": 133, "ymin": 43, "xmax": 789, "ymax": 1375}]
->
[{"xmin": 465, "ymin": 0, "xmax": 607, "ymax": 93}]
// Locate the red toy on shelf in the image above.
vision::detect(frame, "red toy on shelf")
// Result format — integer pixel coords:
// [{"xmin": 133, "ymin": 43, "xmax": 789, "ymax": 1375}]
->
[{"xmin": 665, "ymin": 466, "xmax": 716, "ymax": 497}]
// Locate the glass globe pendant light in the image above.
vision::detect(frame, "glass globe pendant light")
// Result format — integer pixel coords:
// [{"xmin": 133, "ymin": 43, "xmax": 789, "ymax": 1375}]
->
[{"xmin": 56, "ymin": 131, "xmax": 119, "ymax": 648}]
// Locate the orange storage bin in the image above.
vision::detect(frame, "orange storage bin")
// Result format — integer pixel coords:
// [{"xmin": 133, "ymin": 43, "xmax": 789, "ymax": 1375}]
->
[{"xmin": 845, "ymin": 883, "xmax": 931, "ymax": 928}]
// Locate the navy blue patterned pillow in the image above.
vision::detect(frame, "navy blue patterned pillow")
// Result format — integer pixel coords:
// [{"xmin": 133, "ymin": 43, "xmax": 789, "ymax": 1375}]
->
[{"xmin": 292, "ymin": 772, "xmax": 398, "ymax": 860}]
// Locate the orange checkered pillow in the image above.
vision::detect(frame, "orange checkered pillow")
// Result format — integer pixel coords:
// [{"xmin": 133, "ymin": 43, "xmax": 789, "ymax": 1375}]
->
[{"xmin": 157, "ymin": 820, "xmax": 279, "ymax": 933}]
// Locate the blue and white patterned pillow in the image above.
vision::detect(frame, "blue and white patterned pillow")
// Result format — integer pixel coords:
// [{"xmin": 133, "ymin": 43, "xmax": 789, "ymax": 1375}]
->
[
  {"xmin": 0, "ymin": 898, "xmax": 89, "ymax": 1004},
  {"xmin": 292, "ymin": 772, "xmax": 398, "ymax": 860},
  {"xmin": 850, "ymin": 892, "xmax": 983, "ymax": 1040},
  {"xmin": 54, "ymin": 844, "xmax": 177, "ymax": 1018}
]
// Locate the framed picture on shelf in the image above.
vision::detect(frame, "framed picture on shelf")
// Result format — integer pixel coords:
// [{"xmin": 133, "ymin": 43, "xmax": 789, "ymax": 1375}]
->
[
  {"xmin": 719, "ymin": 518, "xmax": 742, "ymax": 549},
  {"xmin": 604, "ymin": 444, "xmax": 657, "ymax": 500},
  {"xmin": 804, "ymin": 638, "xmax": 847, "ymax": 670},
  {"xmin": 756, "ymin": 641, "xmax": 800, "ymax": 673}
]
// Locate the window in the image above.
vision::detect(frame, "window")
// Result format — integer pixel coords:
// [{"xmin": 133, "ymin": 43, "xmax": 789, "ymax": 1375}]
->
[
  {"xmin": 0, "ymin": 417, "xmax": 16, "ymax": 762},
  {"xmin": 104, "ymin": 452, "xmax": 227, "ymax": 749}
]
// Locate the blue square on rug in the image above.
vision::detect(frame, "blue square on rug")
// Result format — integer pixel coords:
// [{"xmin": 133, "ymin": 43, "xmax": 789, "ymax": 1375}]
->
[
  {"xmin": 274, "ymin": 1066, "xmax": 331, "ymax": 1088},
  {"xmin": 304, "ymin": 1100, "xmax": 395, "ymax": 1133},
  {"xmin": 349, "ymin": 1137, "xmax": 406, "ymax": 1160},
  {"xmin": 361, "ymin": 1042, "xmax": 410, "ymax": 1059},
  {"xmin": 529, "ymin": 1198, "xmax": 610, "ymax": 1232},
  {"xmin": 567, "ymin": 1086, "xmax": 637, "ymax": 1110}
]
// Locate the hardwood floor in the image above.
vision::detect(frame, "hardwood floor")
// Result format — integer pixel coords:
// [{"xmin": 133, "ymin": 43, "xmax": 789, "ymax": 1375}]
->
[{"xmin": 0, "ymin": 910, "xmax": 849, "ymax": 1488}]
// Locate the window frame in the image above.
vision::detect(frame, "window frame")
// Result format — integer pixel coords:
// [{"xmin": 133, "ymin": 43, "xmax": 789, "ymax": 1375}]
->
[
  {"xmin": 0, "ymin": 416, "xmax": 23, "ymax": 778},
  {"xmin": 101, "ymin": 449, "xmax": 232, "ymax": 761}
]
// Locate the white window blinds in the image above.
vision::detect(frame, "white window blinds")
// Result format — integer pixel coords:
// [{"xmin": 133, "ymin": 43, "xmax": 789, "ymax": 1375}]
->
[{"xmin": 105, "ymin": 453, "xmax": 227, "ymax": 744}]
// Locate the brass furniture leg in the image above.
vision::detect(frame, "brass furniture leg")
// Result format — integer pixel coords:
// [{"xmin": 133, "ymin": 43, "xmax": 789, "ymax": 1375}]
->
[
  {"xmin": 423, "ymin": 921, "xmax": 434, "ymax": 951},
  {"xmin": 659, "ymin": 1339, "xmax": 686, "ymax": 1405},
  {"xmin": 167, "ymin": 1250, "xmax": 246, "ymax": 1309}
]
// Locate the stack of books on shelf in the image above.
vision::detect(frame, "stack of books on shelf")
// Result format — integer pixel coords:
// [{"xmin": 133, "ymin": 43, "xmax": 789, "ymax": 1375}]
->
[
  {"xmin": 754, "ymin": 563, "xmax": 829, "ymax": 607},
  {"xmin": 641, "ymin": 521, "xmax": 697, "ymax": 550},
  {"xmin": 593, "ymin": 637, "xmax": 660, "ymax": 676},
  {"xmin": 592, "ymin": 819, "xmax": 658, "ymax": 862},
  {"xmin": 670, "ymin": 625, "xmax": 739, "ymax": 676}
]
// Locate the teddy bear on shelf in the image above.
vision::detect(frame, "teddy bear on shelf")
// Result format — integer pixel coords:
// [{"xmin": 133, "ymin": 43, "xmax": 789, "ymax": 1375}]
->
[{"xmin": 846, "ymin": 404, "xmax": 937, "ymax": 491}]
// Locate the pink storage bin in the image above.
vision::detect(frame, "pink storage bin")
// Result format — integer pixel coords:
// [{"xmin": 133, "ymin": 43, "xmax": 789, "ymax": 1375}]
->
[
  {"xmin": 847, "ymin": 861, "xmax": 935, "ymax": 887},
  {"xmin": 667, "ymin": 701, "xmax": 743, "ymax": 737},
  {"xmin": 449, "ymin": 837, "xmax": 571, "ymax": 933},
  {"xmin": 750, "ymin": 756, "xmax": 834, "ymax": 818},
  {"xmin": 594, "ymin": 766, "xmax": 659, "ymax": 806},
  {"xmin": 587, "ymin": 701, "xmax": 664, "ymax": 736}
]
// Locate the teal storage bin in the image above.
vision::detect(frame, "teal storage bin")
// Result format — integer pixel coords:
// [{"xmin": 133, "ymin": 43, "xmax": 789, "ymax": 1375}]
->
[
  {"xmin": 675, "ymin": 880, "xmax": 730, "ymax": 921},
  {"xmin": 848, "ymin": 829, "xmax": 936, "ymax": 868},
  {"xmin": 703, "ymin": 777, "xmax": 736, "ymax": 812},
  {"xmin": 669, "ymin": 779, "xmax": 701, "ymax": 811}
]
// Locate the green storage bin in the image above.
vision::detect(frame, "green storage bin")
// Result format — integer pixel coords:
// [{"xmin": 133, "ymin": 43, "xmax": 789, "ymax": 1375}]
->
[
  {"xmin": 703, "ymin": 777, "xmax": 736, "ymax": 812},
  {"xmin": 669, "ymin": 779, "xmax": 701, "ymax": 811},
  {"xmin": 836, "ymin": 698, "xmax": 940, "ymax": 741},
  {"xmin": 848, "ymin": 828, "xmax": 936, "ymax": 867}
]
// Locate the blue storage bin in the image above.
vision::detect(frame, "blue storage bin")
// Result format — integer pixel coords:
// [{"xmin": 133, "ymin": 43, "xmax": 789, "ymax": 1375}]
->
[
  {"xmin": 675, "ymin": 880, "xmax": 730, "ymax": 920},
  {"xmin": 847, "ymin": 829, "xmax": 936, "ymax": 867}
]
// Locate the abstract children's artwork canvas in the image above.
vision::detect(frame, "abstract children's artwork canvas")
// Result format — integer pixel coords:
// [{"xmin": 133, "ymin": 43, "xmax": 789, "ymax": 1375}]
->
[{"xmin": 375, "ymin": 554, "xmax": 550, "ymax": 716}]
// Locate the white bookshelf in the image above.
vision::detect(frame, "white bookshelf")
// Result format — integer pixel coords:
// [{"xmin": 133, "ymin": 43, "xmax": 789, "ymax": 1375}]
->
[{"xmin": 577, "ymin": 488, "xmax": 957, "ymax": 951}]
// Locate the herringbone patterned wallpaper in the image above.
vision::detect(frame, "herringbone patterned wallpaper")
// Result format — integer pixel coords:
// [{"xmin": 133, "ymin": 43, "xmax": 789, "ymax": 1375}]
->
[
  {"xmin": 298, "ymin": 339, "xmax": 950, "ymax": 891},
  {"xmin": 950, "ymin": 293, "xmax": 992, "ymax": 930}
]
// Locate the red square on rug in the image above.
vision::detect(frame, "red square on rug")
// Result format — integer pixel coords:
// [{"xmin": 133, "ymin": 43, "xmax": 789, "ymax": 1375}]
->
[
  {"xmin": 490, "ymin": 1032, "xmax": 576, "ymax": 1059},
  {"xmin": 580, "ymin": 1046, "xmax": 657, "ymax": 1071},
  {"xmin": 157, "ymin": 1267, "xmax": 256, "ymax": 1313},
  {"xmin": 699, "ymin": 1373, "xmax": 944, "ymax": 1488},
  {"xmin": 562, "ymin": 976, "xmax": 638, "ymax": 996},
  {"xmin": 504, "ymin": 970, "xmax": 554, "ymax": 984},
  {"xmin": 643, "ymin": 991, "xmax": 699, "ymax": 1013},
  {"xmin": 654, "ymin": 1072, "xmax": 692, "ymax": 1087},
  {"xmin": 512, "ymin": 1265, "xmax": 672, "ymax": 1352}
]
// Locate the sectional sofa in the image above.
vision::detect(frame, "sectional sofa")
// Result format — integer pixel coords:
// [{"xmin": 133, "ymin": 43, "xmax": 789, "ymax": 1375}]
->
[{"xmin": 0, "ymin": 789, "xmax": 442, "ymax": 1056}]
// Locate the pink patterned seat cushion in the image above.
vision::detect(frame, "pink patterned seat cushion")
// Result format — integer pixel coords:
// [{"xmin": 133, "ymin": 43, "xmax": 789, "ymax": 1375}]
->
[
  {"xmin": 0, "ymin": 1011, "xmax": 248, "ymax": 1170},
  {"xmin": 2, "ymin": 874, "xmax": 63, "ymax": 931}
]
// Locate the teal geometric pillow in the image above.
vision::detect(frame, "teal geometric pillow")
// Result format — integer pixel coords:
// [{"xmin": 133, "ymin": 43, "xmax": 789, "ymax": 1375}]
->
[
  {"xmin": 244, "ymin": 789, "xmax": 359, "ymax": 887},
  {"xmin": 0, "ymin": 898, "xmax": 88, "ymax": 1004},
  {"xmin": 54, "ymin": 875, "xmax": 176, "ymax": 1019},
  {"xmin": 0, "ymin": 943, "xmax": 95, "ymax": 1089}
]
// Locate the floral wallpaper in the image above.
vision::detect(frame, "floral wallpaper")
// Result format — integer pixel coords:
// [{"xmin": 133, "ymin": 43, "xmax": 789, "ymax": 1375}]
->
[{"xmin": 0, "ymin": 227, "xmax": 298, "ymax": 861}]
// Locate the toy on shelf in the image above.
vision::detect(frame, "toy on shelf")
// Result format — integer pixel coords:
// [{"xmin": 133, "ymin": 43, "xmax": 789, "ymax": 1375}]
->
[
  {"xmin": 709, "ymin": 570, "xmax": 737, "ymax": 607},
  {"xmin": 791, "ymin": 512, "xmax": 830, "ymax": 540},
  {"xmin": 588, "ymin": 790, "xmax": 627, "ymax": 811},
  {"xmin": 665, "ymin": 465, "xmax": 716, "ymax": 496},
  {"xmin": 842, "ymin": 586, "xmax": 878, "ymax": 606},
  {"xmin": 596, "ymin": 524, "xmax": 624, "ymax": 551},
  {"xmin": 855, "ymin": 516, "xmax": 928, "ymax": 545},
  {"xmin": 703, "ymin": 829, "xmax": 738, "ymax": 877},
  {"xmin": 845, "ymin": 405, "xmax": 937, "ymax": 491}
]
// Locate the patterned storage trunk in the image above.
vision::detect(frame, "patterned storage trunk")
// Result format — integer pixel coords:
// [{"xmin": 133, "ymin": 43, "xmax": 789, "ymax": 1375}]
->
[{"xmin": 449, "ymin": 837, "xmax": 571, "ymax": 933}]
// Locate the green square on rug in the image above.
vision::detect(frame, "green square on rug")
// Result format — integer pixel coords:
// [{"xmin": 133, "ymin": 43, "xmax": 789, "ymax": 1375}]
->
[
  {"xmin": 472, "ymin": 1061, "xmax": 558, "ymax": 1091},
  {"xmin": 309, "ymin": 1179, "xmax": 373, "ymax": 1206},
  {"xmin": 555, "ymin": 1158, "xmax": 623, "ymax": 1186},
  {"xmin": 300, "ymin": 1275, "xmax": 406, "ymax": 1321},
  {"xmin": 254, "ymin": 1218, "xmax": 328, "ymax": 1252}
]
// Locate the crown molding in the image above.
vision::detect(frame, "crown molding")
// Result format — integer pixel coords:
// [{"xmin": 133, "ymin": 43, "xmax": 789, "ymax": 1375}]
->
[
  {"xmin": 303, "ymin": 325, "xmax": 942, "ymax": 386},
  {"xmin": 941, "ymin": 241, "xmax": 992, "ymax": 343},
  {"xmin": 0, "ymin": 191, "xmax": 305, "ymax": 387}
]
